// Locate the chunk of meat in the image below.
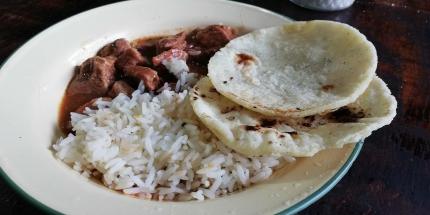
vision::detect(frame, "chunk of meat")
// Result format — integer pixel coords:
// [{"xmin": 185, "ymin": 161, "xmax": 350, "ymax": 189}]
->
[
  {"xmin": 66, "ymin": 56, "xmax": 116, "ymax": 99},
  {"xmin": 194, "ymin": 25, "xmax": 236, "ymax": 49},
  {"xmin": 75, "ymin": 97, "xmax": 112, "ymax": 114},
  {"xmin": 124, "ymin": 66, "xmax": 160, "ymax": 91},
  {"xmin": 116, "ymin": 48, "xmax": 148, "ymax": 71},
  {"xmin": 97, "ymin": 38, "xmax": 131, "ymax": 57},
  {"xmin": 152, "ymin": 49, "xmax": 188, "ymax": 66},
  {"xmin": 185, "ymin": 25, "xmax": 236, "ymax": 64},
  {"xmin": 107, "ymin": 80, "xmax": 134, "ymax": 97},
  {"xmin": 63, "ymin": 56, "xmax": 115, "ymax": 133},
  {"xmin": 156, "ymin": 32, "xmax": 187, "ymax": 53}
]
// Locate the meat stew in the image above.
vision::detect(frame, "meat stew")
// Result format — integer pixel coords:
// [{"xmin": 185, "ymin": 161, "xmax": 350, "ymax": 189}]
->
[{"xmin": 59, "ymin": 25, "xmax": 237, "ymax": 133}]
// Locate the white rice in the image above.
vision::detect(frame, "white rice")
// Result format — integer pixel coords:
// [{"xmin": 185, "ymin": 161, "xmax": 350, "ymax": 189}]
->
[
  {"xmin": 162, "ymin": 58, "xmax": 199, "ymax": 92},
  {"xmin": 54, "ymin": 85, "xmax": 291, "ymax": 201}
]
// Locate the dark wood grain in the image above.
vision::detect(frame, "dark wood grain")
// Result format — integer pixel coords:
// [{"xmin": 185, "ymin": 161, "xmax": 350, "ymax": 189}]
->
[{"xmin": 0, "ymin": 0, "xmax": 429, "ymax": 214}]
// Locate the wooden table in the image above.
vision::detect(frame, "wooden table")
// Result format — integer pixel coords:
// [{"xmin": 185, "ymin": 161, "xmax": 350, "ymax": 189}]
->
[{"xmin": 0, "ymin": 0, "xmax": 428, "ymax": 214}]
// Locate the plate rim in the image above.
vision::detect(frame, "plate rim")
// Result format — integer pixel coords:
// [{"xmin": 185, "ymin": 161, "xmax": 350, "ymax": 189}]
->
[
  {"xmin": 0, "ymin": 0, "xmax": 363, "ymax": 214},
  {"xmin": 278, "ymin": 141, "xmax": 363, "ymax": 214}
]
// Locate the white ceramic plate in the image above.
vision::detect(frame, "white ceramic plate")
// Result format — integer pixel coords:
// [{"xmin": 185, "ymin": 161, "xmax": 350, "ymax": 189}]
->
[{"xmin": 0, "ymin": 0, "xmax": 362, "ymax": 214}]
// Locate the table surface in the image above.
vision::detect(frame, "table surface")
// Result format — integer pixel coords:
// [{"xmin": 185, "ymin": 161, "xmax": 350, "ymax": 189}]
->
[{"xmin": 0, "ymin": 0, "xmax": 429, "ymax": 214}]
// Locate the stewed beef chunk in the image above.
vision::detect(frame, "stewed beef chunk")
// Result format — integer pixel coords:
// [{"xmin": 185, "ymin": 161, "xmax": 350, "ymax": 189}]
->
[
  {"xmin": 124, "ymin": 66, "xmax": 160, "ymax": 91},
  {"xmin": 66, "ymin": 56, "xmax": 116, "ymax": 99},
  {"xmin": 107, "ymin": 80, "xmax": 134, "ymax": 97},
  {"xmin": 194, "ymin": 25, "xmax": 236, "ymax": 50},
  {"xmin": 152, "ymin": 49, "xmax": 188, "ymax": 66},
  {"xmin": 97, "ymin": 38, "xmax": 132, "ymax": 57},
  {"xmin": 185, "ymin": 25, "xmax": 236, "ymax": 63},
  {"xmin": 116, "ymin": 48, "xmax": 148, "ymax": 71},
  {"xmin": 156, "ymin": 32, "xmax": 187, "ymax": 53}
]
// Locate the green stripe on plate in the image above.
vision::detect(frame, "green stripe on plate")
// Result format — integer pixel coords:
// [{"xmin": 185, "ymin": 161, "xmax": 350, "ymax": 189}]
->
[{"xmin": 278, "ymin": 140, "xmax": 364, "ymax": 215}]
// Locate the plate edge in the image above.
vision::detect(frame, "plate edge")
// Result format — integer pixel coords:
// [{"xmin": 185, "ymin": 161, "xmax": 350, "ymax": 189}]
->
[{"xmin": 276, "ymin": 141, "xmax": 364, "ymax": 215}]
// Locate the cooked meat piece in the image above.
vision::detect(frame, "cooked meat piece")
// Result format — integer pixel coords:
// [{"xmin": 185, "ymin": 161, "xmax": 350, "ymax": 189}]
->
[
  {"xmin": 116, "ymin": 48, "xmax": 148, "ymax": 71},
  {"xmin": 185, "ymin": 25, "xmax": 235, "ymax": 64},
  {"xmin": 134, "ymin": 36, "xmax": 162, "ymax": 59},
  {"xmin": 66, "ymin": 56, "xmax": 116, "ymax": 99},
  {"xmin": 97, "ymin": 38, "xmax": 132, "ymax": 57},
  {"xmin": 75, "ymin": 97, "xmax": 112, "ymax": 114},
  {"xmin": 194, "ymin": 25, "xmax": 236, "ymax": 49},
  {"xmin": 156, "ymin": 32, "xmax": 187, "ymax": 53},
  {"xmin": 63, "ymin": 56, "xmax": 115, "ymax": 134},
  {"xmin": 152, "ymin": 49, "xmax": 188, "ymax": 66},
  {"xmin": 107, "ymin": 80, "xmax": 134, "ymax": 97},
  {"xmin": 124, "ymin": 66, "xmax": 160, "ymax": 91}
]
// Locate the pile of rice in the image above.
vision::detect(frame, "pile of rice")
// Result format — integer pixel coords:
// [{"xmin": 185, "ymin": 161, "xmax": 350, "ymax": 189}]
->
[{"xmin": 54, "ymin": 86, "xmax": 291, "ymax": 201}]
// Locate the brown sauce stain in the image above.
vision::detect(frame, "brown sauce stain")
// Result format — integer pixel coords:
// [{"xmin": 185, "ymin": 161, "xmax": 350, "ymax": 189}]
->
[
  {"xmin": 321, "ymin": 84, "xmax": 335, "ymax": 91},
  {"xmin": 58, "ymin": 91, "xmax": 94, "ymax": 134},
  {"xmin": 236, "ymin": 53, "xmax": 255, "ymax": 66}
]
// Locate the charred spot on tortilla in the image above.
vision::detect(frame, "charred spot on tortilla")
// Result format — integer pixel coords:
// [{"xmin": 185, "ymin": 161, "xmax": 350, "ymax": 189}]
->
[
  {"xmin": 300, "ymin": 115, "xmax": 316, "ymax": 127},
  {"xmin": 287, "ymin": 131, "xmax": 299, "ymax": 139},
  {"xmin": 244, "ymin": 125, "xmax": 260, "ymax": 131},
  {"xmin": 236, "ymin": 53, "xmax": 255, "ymax": 66},
  {"xmin": 226, "ymin": 116, "xmax": 235, "ymax": 121},
  {"xmin": 223, "ymin": 81, "xmax": 228, "ymax": 84},
  {"xmin": 221, "ymin": 106, "xmax": 237, "ymax": 114},
  {"xmin": 328, "ymin": 107, "xmax": 365, "ymax": 123},
  {"xmin": 302, "ymin": 122, "xmax": 312, "ymax": 127},
  {"xmin": 321, "ymin": 84, "xmax": 335, "ymax": 91},
  {"xmin": 209, "ymin": 87, "xmax": 217, "ymax": 93},
  {"xmin": 304, "ymin": 115, "xmax": 315, "ymax": 121},
  {"xmin": 260, "ymin": 119, "xmax": 277, "ymax": 127}
]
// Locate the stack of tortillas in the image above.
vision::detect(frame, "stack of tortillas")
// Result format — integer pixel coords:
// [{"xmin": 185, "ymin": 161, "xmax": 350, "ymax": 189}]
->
[{"xmin": 190, "ymin": 20, "xmax": 397, "ymax": 157}]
